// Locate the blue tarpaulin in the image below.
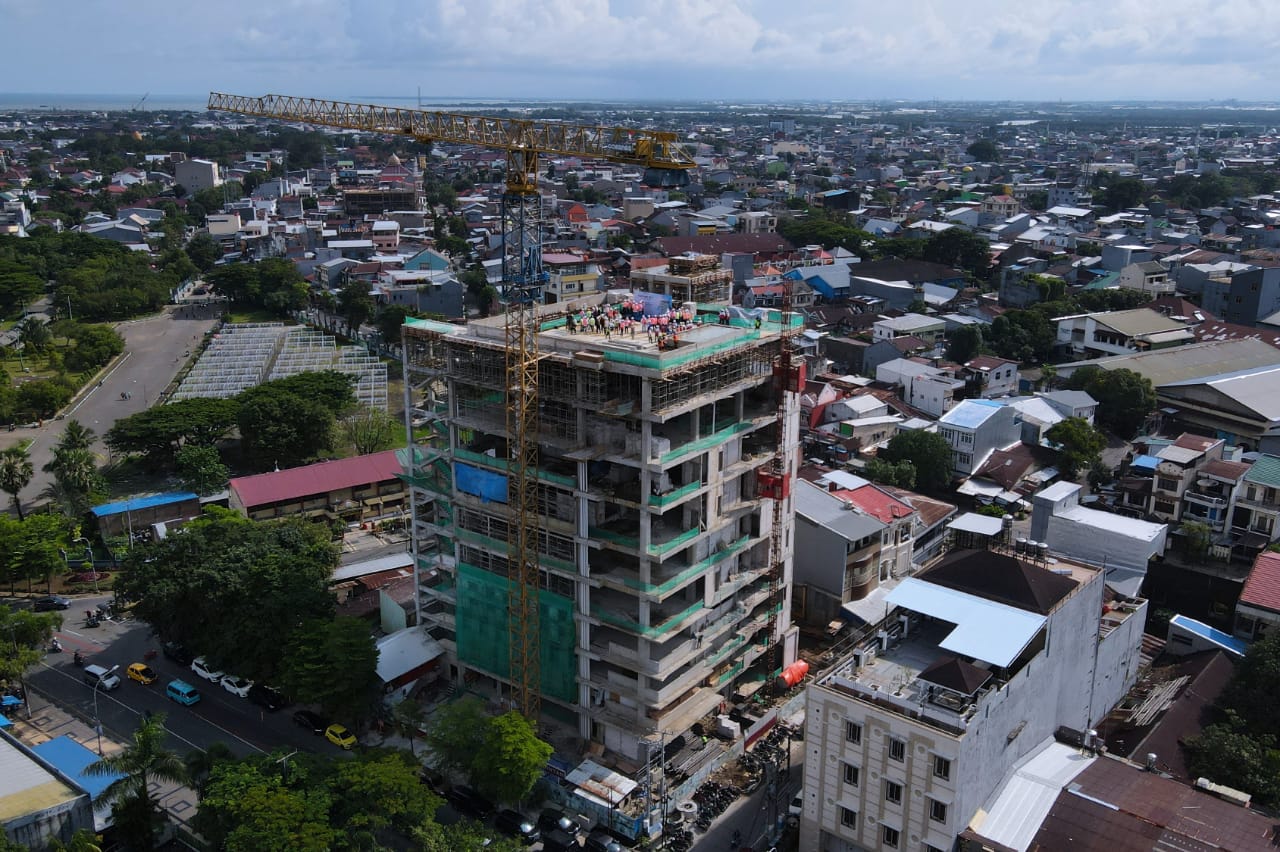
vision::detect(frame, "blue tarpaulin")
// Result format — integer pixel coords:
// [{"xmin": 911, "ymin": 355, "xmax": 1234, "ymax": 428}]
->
[{"xmin": 455, "ymin": 463, "xmax": 508, "ymax": 504}]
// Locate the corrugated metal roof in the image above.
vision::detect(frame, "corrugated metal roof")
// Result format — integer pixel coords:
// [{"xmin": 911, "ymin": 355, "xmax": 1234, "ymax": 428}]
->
[
  {"xmin": 1243, "ymin": 453, "xmax": 1280, "ymax": 487},
  {"xmin": 90, "ymin": 491, "xmax": 198, "ymax": 518},
  {"xmin": 31, "ymin": 735, "xmax": 123, "ymax": 801},
  {"xmin": 885, "ymin": 577, "xmax": 1046, "ymax": 668},
  {"xmin": 1239, "ymin": 551, "xmax": 1280, "ymax": 615},
  {"xmin": 969, "ymin": 740, "xmax": 1096, "ymax": 851},
  {"xmin": 229, "ymin": 451, "xmax": 402, "ymax": 508}
]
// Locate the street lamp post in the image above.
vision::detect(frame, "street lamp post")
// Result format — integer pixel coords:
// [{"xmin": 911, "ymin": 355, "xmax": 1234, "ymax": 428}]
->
[{"xmin": 92, "ymin": 664, "xmax": 119, "ymax": 755}]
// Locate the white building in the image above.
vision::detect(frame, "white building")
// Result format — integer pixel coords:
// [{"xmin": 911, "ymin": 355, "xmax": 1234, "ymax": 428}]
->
[
  {"xmin": 1030, "ymin": 482, "xmax": 1168, "ymax": 595},
  {"xmin": 800, "ymin": 544, "xmax": 1147, "ymax": 852},
  {"xmin": 174, "ymin": 158, "xmax": 222, "ymax": 194},
  {"xmin": 937, "ymin": 400, "xmax": 1021, "ymax": 476}
]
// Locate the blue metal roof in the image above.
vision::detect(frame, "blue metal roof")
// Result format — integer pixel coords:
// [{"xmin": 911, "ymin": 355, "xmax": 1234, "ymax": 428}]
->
[
  {"xmin": 31, "ymin": 735, "xmax": 124, "ymax": 800},
  {"xmin": 90, "ymin": 491, "xmax": 198, "ymax": 518},
  {"xmin": 1129, "ymin": 454, "xmax": 1160, "ymax": 470},
  {"xmin": 1169, "ymin": 615, "xmax": 1248, "ymax": 657}
]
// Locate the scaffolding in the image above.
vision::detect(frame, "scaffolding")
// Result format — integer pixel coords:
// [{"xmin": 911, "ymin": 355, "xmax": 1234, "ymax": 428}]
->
[
  {"xmin": 173, "ymin": 323, "xmax": 388, "ymax": 409},
  {"xmin": 649, "ymin": 346, "xmax": 773, "ymax": 412}
]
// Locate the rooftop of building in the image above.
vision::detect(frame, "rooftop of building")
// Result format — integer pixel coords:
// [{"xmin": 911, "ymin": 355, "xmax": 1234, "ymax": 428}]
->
[
  {"xmin": 1058, "ymin": 337, "xmax": 1280, "ymax": 388},
  {"xmin": 939, "ymin": 398, "xmax": 1007, "ymax": 429},
  {"xmin": 1162, "ymin": 363, "xmax": 1280, "ymax": 421},
  {"xmin": 406, "ymin": 291, "xmax": 799, "ymax": 374},
  {"xmin": 1243, "ymin": 453, "xmax": 1280, "ymax": 486},
  {"xmin": 1239, "ymin": 550, "xmax": 1280, "ymax": 614},
  {"xmin": 817, "ymin": 547, "xmax": 1120, "ymax": 735},
  {"xmin": 229, "ymin": 450, "xmax": 403, "ymax": 508}
]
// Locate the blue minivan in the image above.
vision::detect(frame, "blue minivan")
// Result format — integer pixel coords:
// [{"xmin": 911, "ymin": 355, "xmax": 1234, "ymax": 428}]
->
[{"xmin": 166, "ymin": 679, "xmax": 201, "ymax": 705}]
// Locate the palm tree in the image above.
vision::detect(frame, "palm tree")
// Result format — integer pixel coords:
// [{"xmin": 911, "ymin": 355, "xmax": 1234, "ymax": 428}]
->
[
  {"xmin": 57, "ymin": 419, "xmax": 96, "ymax": 453},
  {"xmin": 17, "ymin": 316, "xmax": 51, "ymax": 354},
  {"xmin": 43, "ymin": 447, "xmax": 106, "ymax": 517},
  {"xmin": 85, "ymin": 713, "xmax": 188, "ymax": 850},
  {"xmin": 393, "ymin": 698, "xmax": 429, "ymax": 756},
  {"xmin": 183, "ymin": 742, "xmax": 235, "ymax": 800},
  {"xmin": 0, "ymin": 445, "xmax": 33, "ymax": 520}
]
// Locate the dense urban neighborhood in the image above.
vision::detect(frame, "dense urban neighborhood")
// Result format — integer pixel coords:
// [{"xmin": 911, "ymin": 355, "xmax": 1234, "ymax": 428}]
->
[{"xmin": 1, "ymin": 95, "xmax": 1279, "ymax": 851}]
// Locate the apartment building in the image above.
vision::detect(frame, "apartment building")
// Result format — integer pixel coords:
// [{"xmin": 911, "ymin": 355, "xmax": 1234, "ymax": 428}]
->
[
  {"xmin": 543, "ymin": 251, "xmax": 602, "ymax": 304},
  {"xmin": 1148, "ymin": 433, "xmax": 1225, "ymax": 522},
  {"xmin": 1233, "ymin": 454, "xmax": 1280, "ymax": 549},
  {"xmin": 800, "ymin": 545, "xmax": 1147, "ymax": 852},
  {"xmin": 174, "ymin": 158, "xmax": 221, "ymax": 193},
  {"xmin": 401, "ymin": 294, "xmax": 801, "ymax": 762},
  {"xmin": 1054, "ymin": 308, "xmax": 1193, "ymax": 358},
  {"xmin": 937, "ymin": 400, "xmax": 1021, "ymax": 477}
]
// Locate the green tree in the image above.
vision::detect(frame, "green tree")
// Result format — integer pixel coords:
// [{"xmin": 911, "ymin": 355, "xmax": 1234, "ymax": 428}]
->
[
  {"xmin": 966, "ymin": 138, "xmax": 999, "ymax": 162},
  {"xmin": 338, "ymin": 407, "xmax": 401, "ymax": 455},
  {"xmin": 328, "ymin": 751, "xmax": 439, "ymax": 837},
  {"xmin": 862, "ymin": 458, "xmax": 917, "ymax": 489},
  {"xmin": 1184, "ymin": 721, "xmax": 1280, "ymax": 807},
  {"xmin": 185, "ymin": 232, "xmax": 221, "ymax": 271},
  {"xmin": 43, "ymin": 445, "xmax": 107, "ymax": 517},
  {"xmin": 945, "ymin": 324, "xmax": 983, "ymax": 363},
  {"xmin": 1178, "ymin": 520, "xmax": 1213, "ymax": 563},
  {"xmin": 17, "ymin": 316, "xmax": 51, "ymax": 354},
  {"xmin": 1219, "ymin": 629, "xmax": 1280, "ymax": 739},
  {"xmin": 0, "ymin": 605, "xmax": 61, "ymax": 700},
  {"xmin": 265, "ymin": 371, "xmax": 356, "ymax": 415},
  {"xmin": 46, "ymin": 828, "xmax": 104, "ymax": 852},
  {"xmin": 85, "ymin": 713, "xmax": 189, "ymax": 851},
  {"xmin": 0, "ymin": 445, "xmax": 33, "ymax": 520},
  {"xmin": 921, "ymin": 228, "xmax": 991, "ymax": 280},
  {"xmin": 184, "ymin": 742, "xmax": 237, "ymax": 800},
  {"xmin": 423, "ymin": 696, "xmax": 488, "ymax": 777},
  {"xmin": 986, "ymin": 309, "xmax": 1057, "ymax": 365},
  {"xmin": 16, "ymin": 377, "xmax": 74, "ymax": 419},
  {"xmin": 336, "ymin": 275, "xmax": 375, "ymax": 336},
  {"xmin": 55, "ymin": 418, "xmax": 96, "ymax": 452},
  {"xmin": 1099, "ymin": 176, "xmax": 1146, "ymax": 212},
  {"xmin": 197, "ymin": 760, "xmax": 335, "ymax": 852},
  {"xmin": 1045, "ymin": 417, "xmax": 1106, "ymax": 480},
  {"xmin": 278, "ymin": 617, "xmax": 380, "ymax": 723},
  {"xmin": 392, "ymin": 699, "xmax": 429, "ymax": 757},
  {"xmin": 878, "ymin": 430, "xmax": 954, "ymax": 492},
  {"xmin": 115, "ymin": 510, "xmax": 338, "ymax": 682},
  {"xmin": 1065, "ymin": 367, "xmax": 1155, "ymax": 438},
  {"xmin": 375, "ymin": 304, "xmax": 418, "ymax": 344},
  {"xmin": 236, "ymin": 385, "xmax": 336, "ymax": 470},
  {"xmin": 105, "ymin": 397, "xmax": 240, "ymax": 468},
  {"xmin": 471, "ymin": 711, "xmax": 554, "ymax": 805},
  {"xmin": 256, "ymin": 258, "xmax": 310, "ymax": 316},
  {"xmin": 175, "ymin": 443, "xmax": 229, "ymax": 496}
]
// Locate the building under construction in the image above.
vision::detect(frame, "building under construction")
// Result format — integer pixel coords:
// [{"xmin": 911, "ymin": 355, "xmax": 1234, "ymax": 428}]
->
[{"xmin": 402, "ymin": 292, "xmax": 801, "ymax": 761}]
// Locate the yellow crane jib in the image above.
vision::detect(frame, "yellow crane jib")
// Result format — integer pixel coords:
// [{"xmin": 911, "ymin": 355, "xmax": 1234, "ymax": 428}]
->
[{"xmin": 206, "ymin": 92, "xmax": 695, "ymax": 192}]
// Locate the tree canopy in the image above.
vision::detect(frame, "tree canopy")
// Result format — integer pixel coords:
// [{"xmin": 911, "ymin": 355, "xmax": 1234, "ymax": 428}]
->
[
  {"xmin": 878, "ymin": 429, "xmax": 954, "ymax": 492},
  {"xmin": 423, "ymin": 697, "xmax": 553, "ymax": 805},
  {"xmin": 1045, "ymin": 417, "xmax": 1106, "ymax": 480},
  {"xmin": 1065, "ymin": 367, "xmax": 1156, "ymax": 437},
  {"xmin": 278, "ymin": 616, "xmax": 381, "ymax": 724},
  {"xmin": 114, "ymin": 509, "xmax": 338, "ymax": 683},
  {"xmin": 207, "ymin": 258, "xmax": 309, "ymax": 317},
  {"xmin": 986, "ymin": 309, "xmax": 1057, "ymax": 365},
  {"xmin": 920, "ymin": 228, "xmax": 991, "ymax": 280},
  {"xmin": 105, "ymin": 397, "xmax": 240, "ymax": 467}
]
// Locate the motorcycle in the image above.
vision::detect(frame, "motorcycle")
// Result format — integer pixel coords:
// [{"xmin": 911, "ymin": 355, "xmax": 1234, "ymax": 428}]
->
[
  {"xmin": 48, "ymin": 638, "xmax": 62, "ymax": 653},
  {"xmin": 73, "ymin": 650, "xmax": 84, "ymax": 667},
  {"xmin": 85, "ymin": 614, "xmax": 100, "ymax": 628}
]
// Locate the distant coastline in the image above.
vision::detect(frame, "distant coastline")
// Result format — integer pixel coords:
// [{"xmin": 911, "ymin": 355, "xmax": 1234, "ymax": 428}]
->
[{"xmin": 0, "ymin": 92, "xmax": 570, "ymax": 113}]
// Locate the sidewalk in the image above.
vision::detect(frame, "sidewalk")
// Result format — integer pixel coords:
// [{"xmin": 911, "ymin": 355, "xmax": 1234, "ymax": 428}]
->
[{"xmin": 9, "ymin": 686, "xmax": 200, "ymax": 833}]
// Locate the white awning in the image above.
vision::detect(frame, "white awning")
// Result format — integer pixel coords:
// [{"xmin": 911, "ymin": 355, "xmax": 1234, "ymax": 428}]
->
[
  {"xmin": 885, "ymin": 578, "xmax": 1046, "ymax": 668},
  {"xmin": 375, "ymin": 629, "xmax": 444, "ymax": 683},
  {"xmin": 957, "ymin": 478, "xmax": 1003, "ymax": 498},
  {"xmin": 947, "ymin": 512, "xmax": 1004, "ymax": 536}
]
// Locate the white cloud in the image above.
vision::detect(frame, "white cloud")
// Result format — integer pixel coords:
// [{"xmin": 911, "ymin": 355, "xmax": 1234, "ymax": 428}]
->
[{"xmin": 6, "ymin": 0, "xmax": 1280, "ymax": 100}]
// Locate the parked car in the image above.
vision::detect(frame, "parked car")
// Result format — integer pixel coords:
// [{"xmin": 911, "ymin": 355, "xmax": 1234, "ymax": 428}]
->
[
  {"xmin": 126, "ymin": 663, "xmax": 157, "ymax": 685},
  {"xmin": 162, "ymin": 641, "xmax": 194, "ymax": 667},
  {"xmin": 248, "ymin": 684, "xmax": 287, "ymax": 711},
  {"xmin": 292, "ymin": 710, "xmax": 327, "ymax": 734},
  {"xmin": 32, "ymin": 596, "xmax": 71, "ymax": 612},
  {"xmin": 538, "ymin": 809, "xmax": 582, "ymax": 838},
  {"xmin": 495, "ymin": 809, "xmax": 541, "ymax": 845},
  {"xmin": 324, "ymin": 723, "xmax": 357, "ymax": 750},
  {"xmin": 585, "ymin": 830, "xmax": 623, "ymax": 852},
  {"xmin": 190, "ymin": 657, "xmax": 224, "ymax": 682},
  {"xmin": 789, "ymin": 792, "xmax": 803, "ymax": 818},
  {"xmin": 220, "ymin": 675, "xmax": 253, "ymax": 698},
  {"xmin": 446, "ymin": 785, "xmax": 494, "ymax": 819},
  {"xmin": 542, "ymin": 828, "xmax": 579, "ymax": 852}
]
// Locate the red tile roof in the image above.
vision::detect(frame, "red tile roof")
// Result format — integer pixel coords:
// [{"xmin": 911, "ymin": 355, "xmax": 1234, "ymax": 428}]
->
[
  {"xmin": 230, "ymin": 450, "xmax": 402, "ymax": 508},
  {"xmin": 1239, "ymin": 551, "xmax": 1280, "ymax": 614},
  {"xmin": 832, "ymin": 484, "xmax": 914, "ymax": 523},
  {"xmin": 964, "ymin": 354, "xmax": 1018, "ymax": 371},
  {"xmin": 1172, "ymin": 432, "xmax": 1218, "ymax": 451}
]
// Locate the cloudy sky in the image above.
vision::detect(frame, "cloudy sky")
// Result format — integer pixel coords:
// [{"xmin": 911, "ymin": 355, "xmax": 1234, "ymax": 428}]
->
[{"xmin": 4, "ymin": 0, "xmax": 1279, "ymax": 103}]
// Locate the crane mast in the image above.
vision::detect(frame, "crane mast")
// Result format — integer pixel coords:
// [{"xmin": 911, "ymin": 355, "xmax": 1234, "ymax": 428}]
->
[{"xmin": 207, "ymin": 92, "xmax": 693, "ymax": 721}]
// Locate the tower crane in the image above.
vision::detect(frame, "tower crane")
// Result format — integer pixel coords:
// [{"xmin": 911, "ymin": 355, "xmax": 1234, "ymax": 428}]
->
[{"xmin": 207, "ymin": 93, "xmax": 695, "ymax": 720}]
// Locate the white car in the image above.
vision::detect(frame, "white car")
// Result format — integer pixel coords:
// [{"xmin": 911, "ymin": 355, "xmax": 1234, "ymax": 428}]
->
[
  {"xmin": 788, "ymin": 793, "xmax": 803, "ymax": 818},
  {"xmin": 191, "ymin": 657, "xmax": 225, "ymax": 682},
  {"xmin": 221, "ymin": 675, "xmax": 254, "ymax": 698}
]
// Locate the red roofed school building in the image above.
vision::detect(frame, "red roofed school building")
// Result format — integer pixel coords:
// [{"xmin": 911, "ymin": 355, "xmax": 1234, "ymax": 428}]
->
[{"xmin": 228, "ymin": 450, "xmax": 406, "ymax": 523}]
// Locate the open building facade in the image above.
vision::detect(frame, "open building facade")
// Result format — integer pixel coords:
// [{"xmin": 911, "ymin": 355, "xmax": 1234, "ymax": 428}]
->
[{"xmin": 400, "ymin": 292, "xmax": 802, "ymax": 760}]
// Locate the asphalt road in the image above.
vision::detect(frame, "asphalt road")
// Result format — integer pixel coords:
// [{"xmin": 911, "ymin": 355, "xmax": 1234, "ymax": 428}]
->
[
  {"xmin": 2, "ymin": 306, "xmax": 223, "ymax": 508},
  {"xmin": 24, "ymin": 593, "xmax": 342, "ymax": 762}
]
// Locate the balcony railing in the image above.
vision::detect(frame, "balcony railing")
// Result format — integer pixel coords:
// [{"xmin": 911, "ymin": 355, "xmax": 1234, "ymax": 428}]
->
[{"xmin": 1183, "ymin": 491, "xmax": 1228, "ymax": 509}]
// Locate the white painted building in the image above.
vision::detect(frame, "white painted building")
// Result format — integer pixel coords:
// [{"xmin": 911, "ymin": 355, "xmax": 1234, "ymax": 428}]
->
[{"xmin": 799, "ymin": 545, "xmax": 1147, "ymax": 852}]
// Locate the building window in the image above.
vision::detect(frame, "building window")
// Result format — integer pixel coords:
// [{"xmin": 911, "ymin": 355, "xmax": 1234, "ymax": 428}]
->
[
  {"xmin": 954, "ymin": 452, "xmax": 971, "ymax": 467},
  {"xmin": 885, "ymin": 780, "xmax": 902, "ymax": 804},
  {"xmin": 888, "ymin": 738, "xmax": 906, "ymax": 762},
  {"xmin": 926, "ymin": 846, "xmax": 946, "ymax": 852},
  {"xmin": 930, "ymin": 798, "xmax": 948, "ymax": 823},
  {"xmin": 1154, "ymin": 500, "xmax": 1176, "ymax": 514},
  {"xmin": 933, "ymin": 755, "xmax": 951, "ymax": 780},
  {"xmin": 842, "ymin": 762, "xmax": 860, "ymax": 786},
  {"xmin": 1157, "ymin": 476, "xmax": 1180, "ymax": 492},
  {"xmin": 882, "ymin": 825, "xmax": 900, "ymax": 848},
  {"xmin": 840, "ymin": 807, "xmax": 857, "ymax": 829},
  {"xmin": 845, "ymin": 721, "xmax": 862, "ymax": 744}
]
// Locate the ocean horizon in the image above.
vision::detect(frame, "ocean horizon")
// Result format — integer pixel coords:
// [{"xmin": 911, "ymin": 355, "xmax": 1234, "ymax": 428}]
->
[{"xmin": 0, "ymin": 92, "xmax": 586, "ymax": 113}]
